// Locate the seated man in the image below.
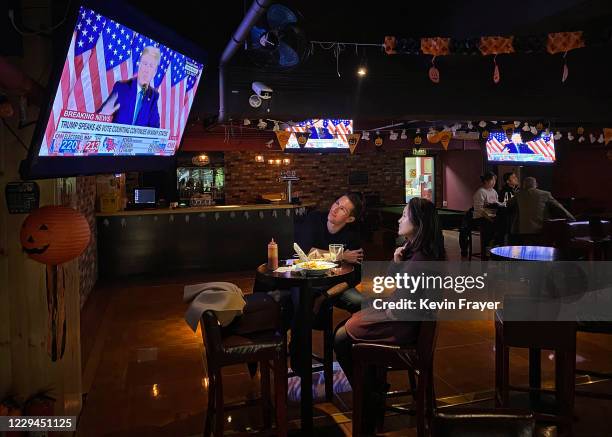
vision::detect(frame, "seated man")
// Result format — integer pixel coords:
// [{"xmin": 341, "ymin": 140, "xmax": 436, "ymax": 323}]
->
[
  {"xmin": 508, "ymin": 177, "xmax": 575, "ymax": 241},
  {"xmin": 296, "ymin": 192, "xmax": 365, "ymax": 313}
]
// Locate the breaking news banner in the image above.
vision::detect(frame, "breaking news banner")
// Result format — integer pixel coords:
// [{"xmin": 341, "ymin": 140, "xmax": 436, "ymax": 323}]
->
[
  {"xmin": 46, "ymin": 109, "xmax": 173, "ymax": 156},
  {"xmin": 358, "ymin": 261, "xmax": 612, "ymax": 322}
]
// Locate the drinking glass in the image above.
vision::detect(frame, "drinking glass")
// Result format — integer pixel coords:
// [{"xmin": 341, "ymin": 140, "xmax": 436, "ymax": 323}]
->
[{"xmin": 329, "ymin": 244, "xmax": 344, "ymax": 264}]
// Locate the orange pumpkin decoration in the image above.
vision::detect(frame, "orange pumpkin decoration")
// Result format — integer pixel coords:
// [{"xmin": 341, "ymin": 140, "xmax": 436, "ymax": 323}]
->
[{"xmin": 20, "ymin": 206, "xmax": 90, "ymax": 265}]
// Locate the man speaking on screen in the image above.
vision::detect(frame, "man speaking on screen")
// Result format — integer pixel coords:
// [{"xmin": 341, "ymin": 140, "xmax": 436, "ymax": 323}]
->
[{"xmin": 98, "ymin": 46, "xmax": 161, "ymax": 128}]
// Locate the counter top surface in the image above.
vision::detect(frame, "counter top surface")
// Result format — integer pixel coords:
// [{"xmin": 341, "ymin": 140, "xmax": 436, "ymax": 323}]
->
[{"xmin": 96, "ymin": 203, "xmax": 314, "ymax": 217}]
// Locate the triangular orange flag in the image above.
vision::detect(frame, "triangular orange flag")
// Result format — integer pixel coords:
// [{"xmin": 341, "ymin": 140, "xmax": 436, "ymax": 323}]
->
[
  {"xmin": 347, "ymin": 133, "xmax": 361, "ymax": 154},
  {"xmin": 604, "ymin": 128, "xmax": 612, "ymax": 146},
  {"xmin": 275, "ymin": 131, "xmax": 291, "ymax": 151},
  {"xmin": 440, "ymin": 131, "xmax": 452, "ymax": 150}
]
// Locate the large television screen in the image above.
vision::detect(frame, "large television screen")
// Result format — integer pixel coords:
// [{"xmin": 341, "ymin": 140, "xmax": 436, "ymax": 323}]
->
[
  {"xmin": 21, "ymin": 1, "xmax": 206, "ymax": 178},
  {"xmin": 285, "ymin": 119, "xmax": 353, "ymax": 149},
  {"xmin": 486, "ymin": 131, "xmax": 556, "ymax": 164}
]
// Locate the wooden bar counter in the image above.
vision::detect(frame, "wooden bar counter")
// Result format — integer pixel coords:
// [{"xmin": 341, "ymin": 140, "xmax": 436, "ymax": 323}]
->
[{"xmin": 96, "ymin": 203, "xmax": 312, "ymax": 278}]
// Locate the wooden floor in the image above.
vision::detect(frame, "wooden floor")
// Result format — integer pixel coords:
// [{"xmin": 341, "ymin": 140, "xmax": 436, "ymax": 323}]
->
[{"xmin": 77, "ymin": 231, "xmax": 612, "ymax": 436}]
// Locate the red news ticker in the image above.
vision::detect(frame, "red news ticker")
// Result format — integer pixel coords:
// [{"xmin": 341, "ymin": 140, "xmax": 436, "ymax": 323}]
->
[{"xmin": 61, "ymin": 109, "xmax": 112, "ymax": 123}]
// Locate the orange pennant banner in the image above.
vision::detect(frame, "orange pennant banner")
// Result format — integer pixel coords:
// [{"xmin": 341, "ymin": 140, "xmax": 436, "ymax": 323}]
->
[
  {"xmin": 604, "ymin": 128, "xmax": 612, "ymax": 146},
  {"xmin": 275, "ymin": 131, "xmax": 291, "ymax": 151},
  {"xmin": 479, "ymin": 36, "xmax": 515, "ymax": 55},
  {"xmin": 421, "ymin": 38, "xmax": 450, "ymax": 56},
  {"xmin": 546, "ymin": 31, "xmax": 585, "ymax": 54},
  {"xmin": 347, "ymin": 133, "xmax": 361, "ymax": 154},
  {"xmin": 439, "ymin": 131, "xmax": 452, "ymax": 150}
]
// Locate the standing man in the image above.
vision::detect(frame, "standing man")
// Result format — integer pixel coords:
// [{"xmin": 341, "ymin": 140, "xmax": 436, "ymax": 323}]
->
[
  {"xmin": 508, "ymin": 177, "xmax": 575, "ymax": 241},
  {"xmin": 499, "ymin": 172, "xmax": 520, "ymax": 203},
  {"xmin": 98, "ymin": 46, "xmax": 161, "ymax": 127}
]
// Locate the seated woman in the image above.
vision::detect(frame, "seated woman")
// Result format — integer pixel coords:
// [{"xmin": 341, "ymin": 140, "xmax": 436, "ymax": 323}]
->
[
  {"xmin": 472, "ymin": 171, "xmax": 505, "ymax": 248},
  {"xmin": 334, "ymin": 197, "xmax": 445, "ymax": 432}
]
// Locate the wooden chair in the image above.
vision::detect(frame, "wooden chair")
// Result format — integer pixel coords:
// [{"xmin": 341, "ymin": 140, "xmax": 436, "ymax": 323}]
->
[
  {"xmin": 352, "ymin": 321, "xmax": 438, "ymax": 437},
  {"xmin": 200, "ymin": 294, "xmax": 287, "ymax": 437}
]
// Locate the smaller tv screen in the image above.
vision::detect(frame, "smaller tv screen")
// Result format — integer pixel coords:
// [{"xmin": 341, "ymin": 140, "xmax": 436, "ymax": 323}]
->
[
  {"xmin": 486, "ymin": 131, "xmax": 556, "ymax": 164},
  {"xmin": 285, "ymin": 119, "xmax": 353, "ymax": 149},
  {"xmin": 135, "ymin": 188, "xmax": 155, "ymax": 204}
]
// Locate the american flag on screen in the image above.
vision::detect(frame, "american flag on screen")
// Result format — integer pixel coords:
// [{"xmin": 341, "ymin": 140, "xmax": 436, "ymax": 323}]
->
[
  {"xmin": 289, "ymin": 119, "xmax": 353, "ymax": 143},
  {"xmin": 42, "ymin": 6, "xmax": 203, "ymax": 153},
  {"xmin": 486, "ymin": 131, "xmax": 556, "ymax": 160}
]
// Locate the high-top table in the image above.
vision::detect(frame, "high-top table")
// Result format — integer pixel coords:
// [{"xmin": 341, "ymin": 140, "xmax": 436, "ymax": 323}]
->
[
  {"xmin": 490, "ymin": 245, "xmax": 561, "ymax": 262},
  {"xmin": 255, "ymin": 263, "xmax": 355, "ymax": 432}
]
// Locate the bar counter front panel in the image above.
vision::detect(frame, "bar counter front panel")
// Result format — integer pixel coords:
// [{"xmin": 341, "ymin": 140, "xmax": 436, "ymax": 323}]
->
[{"xmin": 97, "ymin": 204, "xmax": 310, "ymax": 278}]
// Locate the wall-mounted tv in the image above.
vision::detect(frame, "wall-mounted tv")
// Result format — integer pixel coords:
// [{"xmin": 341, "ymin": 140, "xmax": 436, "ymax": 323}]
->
[
  {"xmin": 21, "ymin": 0, "xmax": 206, "ymax": 178},
  {"xmin": 486, "ymin": 131, "xmax": 556, "ymax": 164},
  {"xmin": 284, "ymin": 119, "xmax": 353, "ymax": 150}
]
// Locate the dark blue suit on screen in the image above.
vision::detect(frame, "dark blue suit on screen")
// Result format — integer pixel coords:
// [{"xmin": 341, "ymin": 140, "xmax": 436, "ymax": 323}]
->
[
  {"xmin": 503, "ymin": 142, "xmax": 534, "ymax": 154},
  {"xmin": 100, "ymin": 78, "xmax": 160, "ymax": 128}
]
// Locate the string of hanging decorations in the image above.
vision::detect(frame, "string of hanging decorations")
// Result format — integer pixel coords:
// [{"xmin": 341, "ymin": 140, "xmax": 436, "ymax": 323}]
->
[
  {"xmin": 227, "ymin": 118, "xmax": 612, "ymax": 154},
  {"xmin": 384, "ymin": 29, "xmax": 612, "ymax": 83}
]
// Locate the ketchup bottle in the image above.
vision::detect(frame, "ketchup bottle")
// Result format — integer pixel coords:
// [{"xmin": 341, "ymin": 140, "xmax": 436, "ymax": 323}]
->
[{"xmin": 267, "ymin": 238, "xmax": 278, "ymax": 270}]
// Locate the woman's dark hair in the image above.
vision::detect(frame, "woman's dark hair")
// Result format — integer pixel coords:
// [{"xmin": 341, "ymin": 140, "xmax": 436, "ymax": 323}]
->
[
  {"xmin": 480, "ymin": 171, "xmax": 497, "ymax": 183},
  {"xmin": 404, "ymin": 198, "xmax": 446, "ymax": 260},
  {"xmin": 344, "ymin": 192, "xmax": 364, "ymax": 221}
]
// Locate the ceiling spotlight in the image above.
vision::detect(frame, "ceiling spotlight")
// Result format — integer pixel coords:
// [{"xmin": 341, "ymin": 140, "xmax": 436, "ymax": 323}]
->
[
  {"xmin": 362, "ymin": 131, "xmax": 370, "ymax": 141},
  {"xmin": 389, "ymin": 130, "xmax": 398, "ymax": 141},
  {"xmin": 243, "ymin": 118, "xmax": 251, "ymax": 126},
  {"xmin": 357, "ymin": 66, "xmax": 367, "ymax": 77},
  {"xmin": 249, "ymin": 94, "xmax": 262, "ymax": 108},
  {"xmin": 257, "ymin": 119, "xmax": 267, "ymax": 129},
  {"xmin": 400, "ymin": 129, "xmax": 407, "ymax": 140}
]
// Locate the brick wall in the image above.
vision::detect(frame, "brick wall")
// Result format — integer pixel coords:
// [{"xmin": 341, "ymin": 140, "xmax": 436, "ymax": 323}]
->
[
  {"xmin": 75, "ymin": 176, "xmax": 98, "ymax": 308},
  {"xmin": 225, "ymin": 150, "xmax": 406, "ymax": 210}
]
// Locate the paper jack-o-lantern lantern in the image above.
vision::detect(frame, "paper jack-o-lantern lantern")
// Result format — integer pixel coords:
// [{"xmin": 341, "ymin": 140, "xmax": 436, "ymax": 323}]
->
[
  {"xmin": 21, "ymin": 206, "xmax": 90, "ymax": 265},
  {"xmin": 20, "ymin": 206, "xmax": 90, "ymax": 362}
]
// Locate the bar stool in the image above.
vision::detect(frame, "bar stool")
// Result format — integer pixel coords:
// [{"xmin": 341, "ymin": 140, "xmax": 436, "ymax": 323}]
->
[
  {"xmin": 352, "ymin": 321, "xmax": 438, "ymax": 437},
  {"xmin": 495, "ymin": 312, "xmax": 576, "ymax": 436},
  {"xmin": 200, "ymin": 294, "xmax": 288, "ymax": 437}
]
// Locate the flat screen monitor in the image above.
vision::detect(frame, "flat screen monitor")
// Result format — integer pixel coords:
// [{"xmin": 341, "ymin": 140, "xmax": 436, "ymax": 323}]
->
[
  {"xmin": 284, "ymin": 119, "xmax": 353, "ymax": 150},
  {"xmin": 486, "ymin": 131, "xmax": 556, "ymax": 164},
  {"xmin": 134, "ymin": 188, "xmax": 155, "ymax": 205},
  {"xmin": 21, "ymin": 0, "xmax": 206, "ymax": 178}
]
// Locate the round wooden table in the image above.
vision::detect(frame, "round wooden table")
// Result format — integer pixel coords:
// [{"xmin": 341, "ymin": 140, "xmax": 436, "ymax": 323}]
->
[
  {"xmin": 255, "ymin": 263, "xmax": 355, "ymax": 432},
  {"xmin": 490, "ymin": 245, "xmax": 561, "ymax": 261}
]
